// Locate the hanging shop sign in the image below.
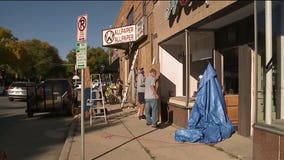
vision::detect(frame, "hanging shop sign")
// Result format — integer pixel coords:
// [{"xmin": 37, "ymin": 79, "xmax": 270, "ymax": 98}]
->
[
  {"xmin": 136, "ymin": 16, "xmax": 148, "ymax": 41},
  {"xmin": 102, "ymin": 25, "xmax": 136, "ymax": 46}
]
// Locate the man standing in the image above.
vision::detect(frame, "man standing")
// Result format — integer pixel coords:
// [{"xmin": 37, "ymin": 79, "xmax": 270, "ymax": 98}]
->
[
  {"xmin": 144, "ymin": 68, "xmax": 159, "ymax": 128},
  {"xmin": 137, "ymin": 68, "xmax": 145, "ymax": 119}
]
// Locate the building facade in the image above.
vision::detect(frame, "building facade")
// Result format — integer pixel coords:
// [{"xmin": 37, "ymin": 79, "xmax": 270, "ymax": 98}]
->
[
  {"xmin": 106, "ymin": 0, "xmax": 254, "ymax": 134},
  {"xmin": 254, "ymin": 1, "xmax": 284, "ymax": 160},
  {"xmin": 103, "ymin": 1, "xmax": 156, "ymax": 104},
  {"xmin": 103, "ymin": 1, "xmax": 284, "ymax": 159},
  {"xmin": 154, "ymin": 1, "xmax": 254, "ymax": 137}
]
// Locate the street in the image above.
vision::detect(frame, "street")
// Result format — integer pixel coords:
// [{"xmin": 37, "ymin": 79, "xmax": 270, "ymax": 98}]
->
[{"xmin": 0, "ymin": 96, "xmax": 73, "ymax": 160}]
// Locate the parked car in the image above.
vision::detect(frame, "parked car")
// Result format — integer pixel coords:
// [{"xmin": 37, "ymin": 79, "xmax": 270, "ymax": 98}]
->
[
  {"xmin": 7, "ymin": 81, "xmax": 36, "ymax": 101},
  {"xmin": 26, "ymin": 78, "xmax": 77, "ymax": 117}
]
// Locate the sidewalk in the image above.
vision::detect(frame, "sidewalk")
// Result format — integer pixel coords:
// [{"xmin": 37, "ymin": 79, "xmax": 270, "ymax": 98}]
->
[{"xmin": 60, "ymin": 103, "xmax": 252, "ymax": 160}]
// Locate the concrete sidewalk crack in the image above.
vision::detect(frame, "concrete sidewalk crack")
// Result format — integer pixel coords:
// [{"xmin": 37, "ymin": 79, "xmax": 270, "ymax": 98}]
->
[{"xmin": 120, "ymin": 118, "xmax": 156, "ymax": 160}]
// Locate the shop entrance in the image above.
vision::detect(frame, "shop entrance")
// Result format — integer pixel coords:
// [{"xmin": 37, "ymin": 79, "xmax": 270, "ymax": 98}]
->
[{"xmin": 214, "ymin": 45, "xmax": 254, "ymax": 136}]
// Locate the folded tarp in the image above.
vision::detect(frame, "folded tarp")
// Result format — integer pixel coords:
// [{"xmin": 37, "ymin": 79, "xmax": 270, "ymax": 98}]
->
[{"xmin": 175, "ymin": 63, "xmax": 235, "ymax": 144}]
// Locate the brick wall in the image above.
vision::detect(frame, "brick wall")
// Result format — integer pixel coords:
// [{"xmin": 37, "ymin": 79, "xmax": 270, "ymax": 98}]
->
[
  {"xmin": 113, "ymin": 1, "xmax": 155, "ymax": 104},
  {"xmin": 253, "ymin": 127, "xmax": 284, "ymax": 160}
]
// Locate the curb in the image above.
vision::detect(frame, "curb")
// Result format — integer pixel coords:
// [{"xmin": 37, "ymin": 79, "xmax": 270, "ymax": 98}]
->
[{"xmin": 58, "ymin": 115, "xmax": 79, "ymax": 160}]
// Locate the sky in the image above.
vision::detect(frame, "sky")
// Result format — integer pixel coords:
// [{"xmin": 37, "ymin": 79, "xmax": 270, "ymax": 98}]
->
[{"xmin": 0, "ymin": 1, "xmax": 122, "ymax": 60}]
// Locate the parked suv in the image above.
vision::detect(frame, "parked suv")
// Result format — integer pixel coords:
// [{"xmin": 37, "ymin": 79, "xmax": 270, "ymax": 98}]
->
[
  {"xmin": 26, "ymin": 79, "xmax": 77, "ymax": 117},
  {"xmin": 7, "ymin": 81, "xmax": 36, "ymax": 101}
]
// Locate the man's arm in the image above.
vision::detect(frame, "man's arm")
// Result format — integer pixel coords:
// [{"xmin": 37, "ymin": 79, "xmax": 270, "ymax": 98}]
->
[{"xmin": 150, "ymin": 85, "xmax": 159, "ymax": 98}]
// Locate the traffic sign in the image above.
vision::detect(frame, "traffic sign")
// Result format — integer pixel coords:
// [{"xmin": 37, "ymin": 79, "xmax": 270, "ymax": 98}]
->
[
  {"xmin": 76, "ymin": 42, "xmax": 87, "ymax": 69},
  {"xmin": 77, "ymin": 14, "xmax": 88, "ymax": 42}
]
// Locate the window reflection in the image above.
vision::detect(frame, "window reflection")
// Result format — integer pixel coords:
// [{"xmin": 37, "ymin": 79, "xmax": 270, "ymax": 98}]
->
[{"xmin": 256, "ymin": 1, "xmax": 284, "ymax": 123}]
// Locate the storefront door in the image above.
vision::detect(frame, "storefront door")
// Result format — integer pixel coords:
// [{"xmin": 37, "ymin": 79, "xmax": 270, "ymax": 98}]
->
[{"xmin": 214, "ymin": 45, "xmax": 254, "ymax": 136}]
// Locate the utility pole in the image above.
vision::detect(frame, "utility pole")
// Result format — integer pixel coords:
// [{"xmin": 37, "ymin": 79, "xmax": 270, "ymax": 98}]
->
[
  {"xmin": 108, "ymin": 48, "xmax": 111, "ymax": 65},
  {"xmin": 108, "ymin": 48, "xmax": 112, "ymax": 82}
]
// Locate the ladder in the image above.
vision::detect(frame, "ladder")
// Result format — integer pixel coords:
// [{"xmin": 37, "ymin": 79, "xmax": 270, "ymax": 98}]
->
[
  {"xmin": 87, "ymin": 74, "xmax": 107, "ymax": 125},
  {"xmin": 121, "ymin": 50, "xmax": 139, "ymax": 108}
]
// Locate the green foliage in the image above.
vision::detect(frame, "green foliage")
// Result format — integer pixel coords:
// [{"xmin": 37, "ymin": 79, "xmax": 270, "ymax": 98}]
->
[
  {"xmin": 65, "ymin": 46, "xmax": 110, "ymax": 75},
  {"xmin": 20, "ymin": 39, "xmax": 66, "ymax": 80},
  {"xmin": 0, "ymin": 26, "xmax": 67, "ymax": 82},
  {"xmin": 65, "ymin": 48, "xmax": 77, "ymax": 77},
  {"xmin": 0, "ymin": 27, "xmax": 18, "ymax": 67},
  {"xmin": 87, "ymin": 47, "xmax": 109, "ymax": 74},
  {"xmin": 1, "ymin": 26, "xmax": 111, "ymax": 82}
]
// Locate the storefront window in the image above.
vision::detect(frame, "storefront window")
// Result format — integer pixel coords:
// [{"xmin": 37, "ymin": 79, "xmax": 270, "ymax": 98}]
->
[
  {"xmin": 215, "ymin": 15, "xmax": 254, "ymax": 95},
  {"xmin": 256, "ymin": 1, "xmax": 284, "ymax": 124},
  {"xmin": 223, "ymin": 48, "xmax": 239, "ymax": 94}
]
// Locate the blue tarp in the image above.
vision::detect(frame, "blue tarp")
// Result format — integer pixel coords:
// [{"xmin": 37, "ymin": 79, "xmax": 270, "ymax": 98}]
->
[{"xmin": 175, "ymin": 63, "xmax": 235, "ymax": 144}]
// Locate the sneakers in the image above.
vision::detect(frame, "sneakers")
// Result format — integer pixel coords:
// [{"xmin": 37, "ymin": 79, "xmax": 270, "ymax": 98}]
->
[
  {"xmin": 152, "ymin": 124, "xmax": 159, "ymax": 129},
  {"xmin": 146, "ymin": 123, "xmax": 159, "ymax": 128}
]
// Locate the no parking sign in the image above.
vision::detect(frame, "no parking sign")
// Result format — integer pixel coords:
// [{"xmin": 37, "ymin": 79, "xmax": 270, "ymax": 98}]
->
[
  {"xmin": 76, "ymin": 14, "xmax": 88, "ymax": 69},
  {"xmin": 77, "ymin": 14, "xmax": 88, "ymax": 42}
]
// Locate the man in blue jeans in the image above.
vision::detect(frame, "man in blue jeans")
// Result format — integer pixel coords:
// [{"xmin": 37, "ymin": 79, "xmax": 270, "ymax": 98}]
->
[{"xmin": 144, "ymin": 68, "xmax": 159, "ymax": 128}]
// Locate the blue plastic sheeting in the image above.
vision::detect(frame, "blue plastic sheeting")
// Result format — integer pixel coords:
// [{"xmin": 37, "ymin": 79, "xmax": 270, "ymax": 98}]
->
[{"xmin": 175, "ymin": 63, "xmax": 235, "ymax": 144}]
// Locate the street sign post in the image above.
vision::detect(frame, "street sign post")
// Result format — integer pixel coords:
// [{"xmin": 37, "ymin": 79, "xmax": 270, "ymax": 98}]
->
[{"xmin": 77, "ymin": 14, "xmax": 88, "ymax": 160}]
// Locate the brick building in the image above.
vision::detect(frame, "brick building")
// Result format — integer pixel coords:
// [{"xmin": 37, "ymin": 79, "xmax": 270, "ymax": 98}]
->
[
  {"xmin": 102, "ymin": 1, "xmax": 284, "ymax": 159},
  {"xmin": 103, "ymin": 1, "xmax": 156, "ymax": 106},
  {"xmin": 104, "ymin": 0, "xmax": 253, "ymax": 134}
]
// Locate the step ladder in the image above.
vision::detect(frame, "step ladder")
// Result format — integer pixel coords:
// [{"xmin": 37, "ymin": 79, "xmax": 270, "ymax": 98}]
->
[
  {"xmin": 121, "ymin": 50, "xmax": 139, "ymax": 108},
  {"xmin": 87, "ymin": 74, "xmax": 107, "ymax": 125}
]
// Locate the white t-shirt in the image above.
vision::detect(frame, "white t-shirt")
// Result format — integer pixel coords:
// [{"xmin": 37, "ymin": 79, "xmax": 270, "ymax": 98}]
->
[
  {"xmin": 144, "ymin": 76, "xmax": 156, "ymax": 99},
  {"xmin": 137, "ymin": 73, "xmax": 145, "ymax": 93}
]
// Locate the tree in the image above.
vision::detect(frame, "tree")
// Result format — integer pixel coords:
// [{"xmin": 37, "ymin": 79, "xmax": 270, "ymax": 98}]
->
[
  {"xmin": 87, "ymin": 47, "xmax": 109, "ymax": 74},
  {"xmin": 65, "ymin": 46, "xmax": 109, "ymax": 75},
  {"xmin": 20, "ymin": 39, "xmax": 66, "ymax": 81},
  {"xmin": 1, "ymin": 26, "xmax": 67, "ymax": 82},
  {"xmin": 0, "ymin": 26, "xmax": 18, "ymax": 68},
  {"xmin": 65, "ymin": 48, "xmax": 77, "ymax": 78}
]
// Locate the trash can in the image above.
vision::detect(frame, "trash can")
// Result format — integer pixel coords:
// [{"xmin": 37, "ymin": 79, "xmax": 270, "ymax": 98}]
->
[{"xmin": 84, "ymin": 87, "xmax": 96, "ymax": 111}]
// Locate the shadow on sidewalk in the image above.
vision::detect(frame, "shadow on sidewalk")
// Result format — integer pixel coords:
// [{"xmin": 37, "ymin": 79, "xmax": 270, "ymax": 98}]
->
[
  {"xmin": 75, "ymin": 105, "xmax": 173, "ymax": 160},
  {"xmin": 75, "ymin": 108, "xmax": 141, "ymax": 135},
  {"xmin": 106, "ymin": 108, "xmax": 123, "ymax": 115},
  {"xmin": 90, "ymin": 129, "xmax": 157, "ymax": 160}
]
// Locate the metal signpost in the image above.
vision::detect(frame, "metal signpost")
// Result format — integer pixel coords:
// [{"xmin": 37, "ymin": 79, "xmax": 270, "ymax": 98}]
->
[{"xmin": 76, "ymin": 14, "xmax": 88, "ymax": 160}]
